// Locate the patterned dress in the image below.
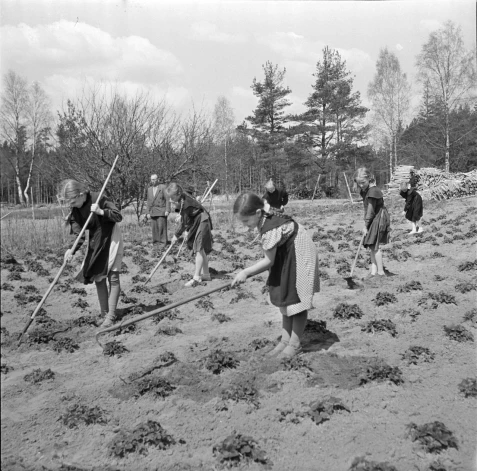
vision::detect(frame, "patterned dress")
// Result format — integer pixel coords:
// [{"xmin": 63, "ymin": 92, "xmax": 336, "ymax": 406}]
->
[{"xmin": 260, "ymin": 214, "xmax": 320, "ymax": 316}]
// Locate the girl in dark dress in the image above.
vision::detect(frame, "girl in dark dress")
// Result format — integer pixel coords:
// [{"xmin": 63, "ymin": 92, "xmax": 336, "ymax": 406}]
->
[
  {"xmin": 400, "ymin": 176, "xmax": 423, "ymax": 234},
  {"xmin": 60, "ymin": 180, "xmax": 123, "ymax": 328},
  {"xmin": 232, "ymin": 192, "xmax": 320, "ymax": 358},
  {"xmin": 354, "ymin": 168, "xmax": 391, "ymax": 279},
  {"xmin": 166, "ymin": 183, "xmax": 213, "ymax": 287}
]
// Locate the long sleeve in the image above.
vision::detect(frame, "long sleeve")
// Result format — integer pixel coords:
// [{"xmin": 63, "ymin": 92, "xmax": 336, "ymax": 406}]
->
[
  {"xmin": 101, "ymin": 198, "xmax": 122, "ymax": 223},
  {"xmin": 164, "ymin": 187, "xmax": 171, "ymax": 213},
  {"xmin": 69, "ymin": 216, "xmax": 86, "ymax": 254},
  {"xmin": 365, "ymin": 198, "xmax": 377, "ymax": 229},
  {"xmin": 147, "ymin": 188, "xmax": 151, "ymax": 213}
]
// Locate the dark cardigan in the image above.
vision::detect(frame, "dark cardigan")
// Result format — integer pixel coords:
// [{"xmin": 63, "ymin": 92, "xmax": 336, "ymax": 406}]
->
[
  {"xmin": 262, "ymin": 188, "xmax": 289, "ymax": 209},
  {"xmin": 400, "ymin": 188, "xmax": 423, "ymax": 222},
  {"xmin": 69, "ymin": 191, "xmax": 122, "ymax": 284}
]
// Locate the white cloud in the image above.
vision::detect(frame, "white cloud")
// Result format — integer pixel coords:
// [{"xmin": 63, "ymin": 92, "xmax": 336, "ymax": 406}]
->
[
  {"xmin": 256, "ymin": 31, "xmax": 372, "ymax": 74},
  {"xmin": 419, "ymin": 19, "xmax": 442, "ymax": 33},
  {"xmin": 396, "ymin": 43, "xmax": 404, "ymax": 51},
  {"xmin": 232, "ymin": 85, "xmax": 254, "ymax": 99},
  {"xmin": 1, "ymin": 20, "xmax": 183, "ymax": 84},
  {"xmin": 189, "ymin": 22, "xmax": 247, "ymax": 44}
]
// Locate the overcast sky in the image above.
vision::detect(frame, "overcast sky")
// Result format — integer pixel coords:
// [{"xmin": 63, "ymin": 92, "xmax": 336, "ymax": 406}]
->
[{"xmin": 1, "ymin": 0, "xmax": 475, "ymax": 126}]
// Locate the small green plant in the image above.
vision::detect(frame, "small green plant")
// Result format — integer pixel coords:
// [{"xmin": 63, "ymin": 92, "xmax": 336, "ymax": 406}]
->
[
  {"xmin": 458, "ymin": 378, "xmax": 477, "ymax": 398},
  {"xmin": 211, "ymin": 312, "xmax": 231, "ymax": 323},
  {"xmin": 455, "ymin": 281, "xmax": 476, "ymax": 294},
  {"xmin": 72, "ymin": 298, "xmax": 89, "ymax": 309},
  {"xmin": 444, "ymin": 325, "xmax": 473, "ymax": 342},
  {"xmin": 348, "ymin": 457, "xmax": 398, "ymax": 471},
  {"xmin": 212, "ymin": 432, "xmax": 272, "ymax": 469},
  {"xmin": 402, "ymin": 346, "xmax": 435, "ymax": 365},
  {"xmin": 281, "ymin": 355, "xmax": 312, "ymax": 373},
  {"xmin": 53, "ymin": 337, "xmax": 80, "ymax": 353},
  {"xmin": 401, "ymin": 308, "xmax": 421, "ymax": 321},
  {"xmin": 109, "ymin": 420, "xmax": 178, "ymax": 457},
  {"xmin": 205, "ymin": 349, "xmax": 239, "ymax": 374},
  {"xmin": 221, "ymin": 383, "xmax": 260, "ymax": 408},
  {"xmin": 103, "ymin": 340, "xmax": 129, "ymax": 357},
  {"xmin": 362, "ymin": 319, "xmax": 397, "ymax": 337},
  {"xmin": 406, "ymin": 421, "xmax": 458, "ymax": 453},
  {"xmin": 134, "ymin": 376, "xmax": 176, "ymax": 398},
  {"xmin": 195, "ymin": 297, "xmax": 214, "ymax": 312},
  {"xmin": 151, "ymin": 309, "xmax": 179, "ymax": 324},
  {"xmin": 1, "ymin": 363, "xmax": 13, "ymax": 374},
  {"xmin": 457, "ymin": 260, "xmax": 477, "ymax": 272},
  {"xmin": 230, "ymin": 288, "xmax": 255, "ymax": 304},
  {"xmin": 359, "ymin": 363, "xmax": 403, "ymax": 385},
  {"xmin": 373, "ymin": 292, "xmax": 397, "ymax": 306},
  {"xmin": 155, "ymin": 326, "xmax": 182, "ymax": 336},
  {"xmin": 249, "ymin": 338, "xmax": 273, "ymax": 351},
  {"xmin": 463, "ymin": 308, "xmax": 477, "ymax": 324},
  {"xmin": 397, "ymin": 281, "xmax": 422, "ymax": 293},
  {"xmin": 333, "ymin": 303, "xmax": 364, "ymax": 320},
  {"xmin": 70, "ymin": 315, "xmax": 98, "ymax": 327},
  {"xmin": 24, "ymin": 368, "xmax": 55, "ymax": 383},
  {"xmin": 58, "ymin": 404, "xmax": 108, "ymax": 428},
  {"xmin": 307, "ymin": 396, "xmax": 350, "ymax": 425}
]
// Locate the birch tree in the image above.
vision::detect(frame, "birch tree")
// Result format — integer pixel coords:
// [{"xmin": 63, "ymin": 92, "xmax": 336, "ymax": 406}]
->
[
  {"xmin": 368, "ymin": 48, "xmax": 411, "ymax": 175},
  {"xmin": 416, "ymin": 20, "xmax": 477, "ymax": 172}
]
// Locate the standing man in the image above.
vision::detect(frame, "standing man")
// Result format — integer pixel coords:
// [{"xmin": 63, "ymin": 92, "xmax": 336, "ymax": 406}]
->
[{"xmin": 147, "ymin": 174, "xmax": 170, "ymax": 253}]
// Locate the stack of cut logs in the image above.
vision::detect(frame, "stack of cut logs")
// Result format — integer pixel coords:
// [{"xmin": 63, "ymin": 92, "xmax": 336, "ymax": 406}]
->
[
  {"xmin": 387, "ymin": 165, "xmax": 414, "ymax": 193},
  {"xmin": 412, "ymin": 167, "xmax": 477, "ymax": 200},
  {"xmin": 387, "ymin": 165, "xmax": 477, "ymax": 200}
]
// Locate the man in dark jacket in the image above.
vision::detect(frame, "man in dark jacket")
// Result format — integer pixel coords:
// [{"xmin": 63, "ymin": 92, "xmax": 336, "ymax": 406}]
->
[
  {"xmin": 147, "ymin": 174, "xmax": 171, "ymax": 251},
  {"xmin": 262, "ymin": 179, "xmax": 288, "ymax": 211}
]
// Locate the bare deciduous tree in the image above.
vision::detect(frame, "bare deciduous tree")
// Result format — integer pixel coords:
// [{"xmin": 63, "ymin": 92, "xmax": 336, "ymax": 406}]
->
[
  {"xmin": 368, "ymin": 48, "xmax": 411, "ymax": 176},
  {"xmin": 416, "ymin": 20, "xmax": 477, "ymax": 172}
]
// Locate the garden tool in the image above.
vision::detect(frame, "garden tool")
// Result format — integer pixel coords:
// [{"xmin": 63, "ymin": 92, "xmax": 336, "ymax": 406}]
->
[
  {"xmin": 95, "ymin": 269, "xmax": 266, "ymax": 348},
  {"xmin": 0, "ymin": 211, "xmax": 13, "ymax": 221},
  {"xmin": 344, "ymin": 233, "xmax": 365, "ymax": 290},
  {"xmin": 17, "ymin": 154, "xmax": 120, "ymax": 345},
  {"xmin": 143, "ymin": 240, "xmax": 176, "ymax": 286}
]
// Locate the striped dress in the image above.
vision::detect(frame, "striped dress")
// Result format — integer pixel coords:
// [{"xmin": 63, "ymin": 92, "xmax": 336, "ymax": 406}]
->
[{"xmin": 261, "ymin": 217, "xmax": 320, "ymax": 316}]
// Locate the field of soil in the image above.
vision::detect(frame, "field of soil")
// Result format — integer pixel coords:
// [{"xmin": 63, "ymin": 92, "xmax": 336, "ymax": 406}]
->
[{"xmin": 1, "ymin": 196, "xmax": 476, "ymax": 471}]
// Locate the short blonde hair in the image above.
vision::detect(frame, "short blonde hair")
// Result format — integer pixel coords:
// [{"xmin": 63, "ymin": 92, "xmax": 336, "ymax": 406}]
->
[{"xmin": 353, "ymin": 167, "xmax": 375, "ymax": 184}]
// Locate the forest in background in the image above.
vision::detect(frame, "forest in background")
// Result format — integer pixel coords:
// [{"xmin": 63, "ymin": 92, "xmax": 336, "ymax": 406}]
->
[{"xmin": 1, "ymin": 21, "xmax": 475, "ymax": 215}]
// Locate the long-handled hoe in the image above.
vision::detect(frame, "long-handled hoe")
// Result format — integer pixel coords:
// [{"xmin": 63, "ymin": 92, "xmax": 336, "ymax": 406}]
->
[
  {"xmin": 95, "ymin": 270, "xmax": 265, "ymax": 349},
  {"xmin": 17, "ymin": 155, "xmax": 120, "ymax": 345},
  {"xmin": 143, "ymin": 241, "xmax": 177, "ymax": 286},
  {"xmin": 344, "ymin": 233, "xmax": 365, "ymax": 290}
]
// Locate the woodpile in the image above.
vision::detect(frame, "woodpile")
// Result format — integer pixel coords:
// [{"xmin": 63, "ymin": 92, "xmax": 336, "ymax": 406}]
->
[
  {"xmin": 412, "ymin": 167, "xmax": 477, "ymax": 200},
  {"xmin": 387, "ymin": 165, "xmax": 477, "ymax": 200}
]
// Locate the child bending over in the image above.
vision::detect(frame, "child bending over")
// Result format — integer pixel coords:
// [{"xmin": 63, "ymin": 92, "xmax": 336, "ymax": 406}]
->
[
  {"xmin": 232, "ymin": 192, "xmax": 320, "ymax": 358},
  {"xmin": 167, "ymin": 182, "xmax": 213, "ymax": 287}
]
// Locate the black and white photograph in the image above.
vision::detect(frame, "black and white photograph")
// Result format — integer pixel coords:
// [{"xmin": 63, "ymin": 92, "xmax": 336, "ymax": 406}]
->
[{"xmin": 1, "ymin": 1, "xmax": 476, "ymax": 470}]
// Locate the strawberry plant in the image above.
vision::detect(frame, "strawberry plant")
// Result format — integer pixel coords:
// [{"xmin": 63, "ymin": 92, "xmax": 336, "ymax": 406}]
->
[
  {"xmin": 211, "ymin": 312, "xmax": 231, "ymax": 323},
  {"xmin": 195, "ymin": 297, "xmax": 214, "ymax": 311},
  {"xmin": 131, "ymin": 275, "xmax": 147, "ymax": 283},
  {"xmin": 152, "ymin": 309, "xmax": 179, "ymax": 324},
  {"xmin": 59, "ymin": 403, "xmax": 108, "ymax": 428},
  {"xmin": 444, "ymin": 324, "xmax": 474, "ymax": 342},
  {"xmin": 7, "ymin": 272, "xmax": 22, "ymax": 281},
  {"xmin": 24, "ymin": 368, "xmax": 55, "ymax": 383},
  {"xmin": 1, "ymin": 363, "xmax": 13, "ymax": 374},
  {"xmin": 458, "ymin": 378, "xmax": 477, "ymax": 398},
  {"xmin": 70, "ymin": 315, "xmax": 98, "ymax": 327},
  {"xmin": 72, "ymin": 298, "xmax": 89, "ymax": 309},
  {"xmin": 103, "ymin": 340, "xmax": 129, "ymax": 356},
  {"xmin": 249, "ymin": 338, "xmax": 272, "ymax": 350},
  {"xmin": 53, "ymin": 338, "xmax": 79, "ymax": 353},
  {"xmin": 109, "ymin": 420, "xmax": 178, "ymax": 457},
  {"xmin": 406, "ymin": 421, "xmax": 458, "ymax": 453},
  {"xmin": 130, "ymin": 285, "xmax": 151, "ymax": 294},
  {"xmin": 120, "ymin": 292, "xmax": 138, "ymax": 304},
  {"xmin": 213, "ymin": 432, "xmax": 272, "ymax": 469},
  {"xmin": 401, "ymin": 308, "xmax": 421, "ymax": 322},
  {"xmin": 455, "ymin": 281, "xmax": 476, "ymax": 293},
  {"xmin": 205, "ymin": 349, "xmax": 239, "ymax": 374},
  {"xmin": 134, "ymin": 376, "xmax": 176, "ymax": 398},
  {"xmin": 457, "ymin": 260, "xmax": 477, "ymax": 272},
  {"xmin": 281, "ymin": 355, "xmax": 312, "ymax": 373},
  {"xmin": 1, "ymin": 282, "xmax": 14, "ymax": 291},
  {"xmin": 430, "ymin": 251, "xmax": 444, "ymax": 258},
  {"xmin": 113, "ymin": 324, "xmax": 137, "ymax": 336},
  {"xmin": 349, "ymin": 457, "xmax": 398, "ymax": 471},
  {"xmin": 401, "ymin": 346, "xmax": 435, "ymax": 365},
  {"xmin": 333, "ymin": 303, "xmax": 364, "ymax": 320},
  {"xmin": 71, "ymin": 287, "xmax": 87, "ymax": 296},
  {"xmin": 373, "ymin": 292, "xmax": 397, "ymax": 306},
  {"xmin": 230, "ymin": 288, "xmax": 255, "ymax": 304},
  {"xmin": 463, "ymin": 308, "xmax": 477, "ymax": 325},
  {"xmin": 155, "ymin": 326, "xmax": 182, "ymax": 336},
  {"xmin": 397, "ymin": 281, "xmax": 422, "ymax": 293},
  {"xmin": 221, "ymin": 383, "xmax": 260, "ymax": 408},
  {"xmin": 362, "ymin": 320, "xmax": 397, "ymax": 337},
  {"xmin": 359, "ymin": 362, "xmax": 403, "ymax": 385},
  {"xmin": 307, "ymin": 396, "xmax": 350, "ymax": 425},
  {"xmin": 305, "ymin": 319, "xmax": 328, "ymax": 333}
]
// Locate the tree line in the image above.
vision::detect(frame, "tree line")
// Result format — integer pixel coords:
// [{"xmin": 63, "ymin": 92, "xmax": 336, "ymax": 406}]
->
[{"xmin": 1, "ymin": 20, "xmax": 475, "ymax": 211}]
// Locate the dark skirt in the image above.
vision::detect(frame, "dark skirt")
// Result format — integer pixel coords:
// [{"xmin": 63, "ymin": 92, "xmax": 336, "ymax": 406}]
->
[
  {"xmin": 364, "ymin": 208, "xmax": 391, "ymax": 249},
  {"xmin": 187, "ymin": 217, "xmax": 213, "ymax": 255}
]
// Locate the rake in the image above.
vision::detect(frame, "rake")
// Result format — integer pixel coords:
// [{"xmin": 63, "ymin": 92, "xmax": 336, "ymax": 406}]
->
[{"xmin": 344, "ymin": 233, "xmax": 365, "ymax": 290}]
